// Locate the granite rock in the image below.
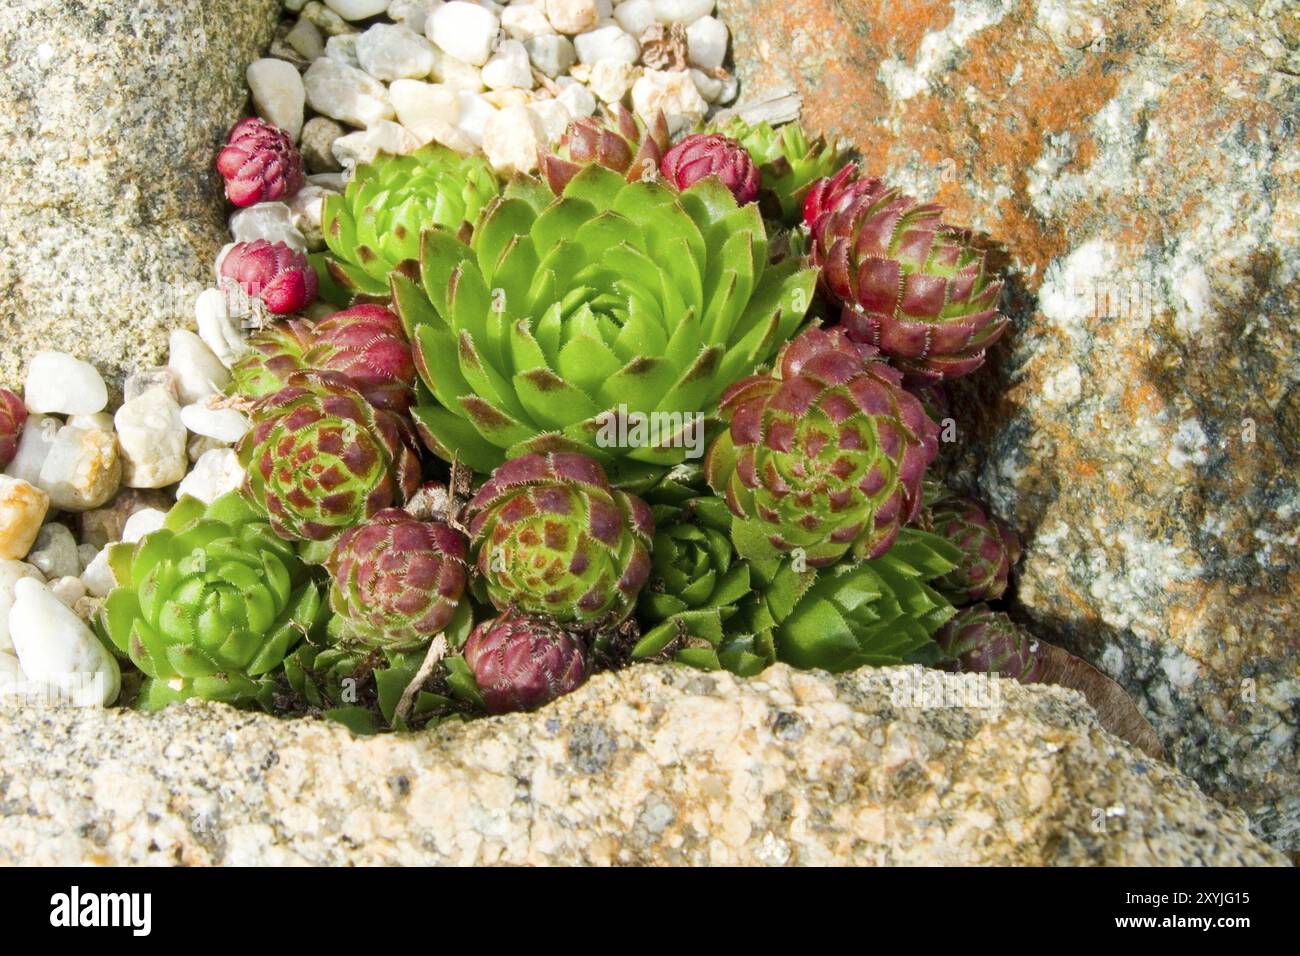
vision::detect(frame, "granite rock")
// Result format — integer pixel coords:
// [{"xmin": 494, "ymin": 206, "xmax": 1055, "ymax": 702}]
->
[
  {"xmin": 0, "ymin": 664, "xmax": 1286, "ymax": 865},
  {"xmin": 718, "ymin": 0, "xmax": 1300, "ymax": 848},
  {"xmin": 0, "ymin": 0, "xmax": 282, "ymax": 391}
]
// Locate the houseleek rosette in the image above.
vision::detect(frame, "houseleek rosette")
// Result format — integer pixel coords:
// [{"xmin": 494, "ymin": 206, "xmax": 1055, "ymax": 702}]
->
[
  {"xmin": 100, "ymin": 491, "xmax": 326, "ymax": 710},
  {"xmin": 715, "ymin": 119, "xmax": 846, "ymax": 224},
  {"xmin": 392, "ymin": 165, "xmax": 817, "ymax": 487},
  {"xmin": 320, "ymin": 145, "xmax": 500, "ymax": 297}
]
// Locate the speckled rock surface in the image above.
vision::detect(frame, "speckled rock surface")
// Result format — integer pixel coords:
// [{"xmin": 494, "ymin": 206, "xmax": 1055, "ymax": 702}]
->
[
  {"xmin": 0, "ymin": 0, "xmax": 281, "ymax": 391},
  {"xmin": 719, "ymin": 0, "xmax": 1300, "ymax": 849},
  {"xmin": 0, "ymin": 664, "xmax": 1286, "ymax": 865}
]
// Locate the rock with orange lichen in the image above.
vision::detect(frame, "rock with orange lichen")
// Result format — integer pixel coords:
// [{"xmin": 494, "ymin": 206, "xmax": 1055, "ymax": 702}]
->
[{"xmin": 718, "ymin": 0, "xmax": 1299, "ymax": 849}]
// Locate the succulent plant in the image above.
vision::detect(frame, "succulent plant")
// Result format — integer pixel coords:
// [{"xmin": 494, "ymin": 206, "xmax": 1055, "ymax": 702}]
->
[
  {"xmin": 539, "ymin": 105, "xmax": 670, "ymax": 195},
  {"xmin": 303, "ymin": 305, "xmax": 416, "ymax": 414},
  {"xmin": 237, "ymin": 371, "xmax": 421, "ymax": 544},
  {"xmin": 100, "ymin": 491, "xmax": 326, "ymax": 710},
  {"xmin": 229, "ymin": 318, "xmax": 316, "ymax": 401},
  {"xmin": 937, "ymin": 604, "xmax": 1044, "ymax": 682},
  {"xmin": 633, "ymin": 465, "xmax": 752, "ymax": 662},
  {"xmin": 321, "ymin": 145, "xmax": 500, "ymax": 297},
  {"xmin": 717, "ymin": 119, "xmax": 847, "ymax": 224},
  {"xmin": 0, "ymin": 388, "xmax": 27, "ymax": 470},
  {"xmin": 705, "ymin": 326, "xmax": 939, "ymax": 569},
  {"xmin": 216, "ymin": 117, "xmax": 305, "ymax": 207},
  {"xmin": 804, "ymin": 165, "xmax": 1008, "ymax": 381},
  {"xmin": 464, "ymin": 452, "xmax": 654, "ymax": 627},
  {"xmin": 327, "ymin": 508, "xmax": 470, "ymax": 652},
  {"xmin": 220, "ymin": 239, "xmax": 318, "ymax": 315},
  {"xmin": 660, "ymin": 133, "xmax": 761, "ymax": 205},
  {"xmin": 393, "ymin": 166, "xmax": 817, "ymax": 485},
  {"xmin": 461, "ymin": 611, "xmax": 588, "ymax": 714},
  {"xmin": 918, "ymin": 490, "xmax": 1022, "ymax": 603}
]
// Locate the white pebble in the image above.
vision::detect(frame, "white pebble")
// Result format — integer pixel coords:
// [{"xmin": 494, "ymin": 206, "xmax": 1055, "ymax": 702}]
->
[
  {"xmin": 575, "ymin": 25, "xmax": 638, "ymax": 64},
  {"xmin": 177, "ymin": 449, "xmax": 246, "ymax": 507},
  {"xmin": 304, "ymin": 57, "xmax": 395, "ymax": 129},
  {"xmin": 389, "ymin": 0, "xmax": 441, "ymax": 35},
  {"xmin": 501, "ymin": 4, "xmax": 555, "ymax": 40},
  {"xmin": 545, "ymin": 0, "xmax": 598, "ymax": 33},
  {"xmin": 391, "ymin": 79, "xmax": 462, "ymax": 144},
  {"xmin": 482, "ymin": 40, "xmax": 535, "ymax": 89},
  {"xmin": 0, "ymin": 477, "xmax": 50, "ymax": 562},
  {"xmin": 483, "ymin": 104, "xmax": 544, "ymax": 174},
  {"xmin": 613, "ymin": 0, "xmax": 655, "ymax": 36},
  {"xmin": 556, "ymin": 80, "xmax": 596, "ymax": 118},
  {"xmin": 169, "ymin": 330, "xmax": 231, "ymax": 405},
  {"xmin": 287, "ymin": 184, "xmax": 333, "ymax": 250},
  {"xmin": 529, "ymin": 98, "xmax": 572, "ymax": 145},
  {"xmin": 632, "ymin": 67, "xmax": 705, "ymax": 133},
  {"xmin": 456, "ymin": 91, "xmax": 499, "ymax": 146},
  {"xmin": 302, "ymin": 0, "xmax": 359, "ymax": 35},
  {"xmin": 114, "ymin": 388, "xmax": 189, "ymax": 490},
  {"xmin": 180, "ymin": 401, "xmax": 252, "ymax": 444},
  {"xmin": 23, "ymin": 352, "xmax": 108, "ymax": 417},
  {"xmin": 247, "ymin": 58, "xmax": 307, "ymax": 140},
  {"xmin": 685, "ymin": 15, "xmax": 726, "ymax": 71},
  {"xmin": 324, "ymin": 0, "xmax": 392, "ymax": 19},
  {"xmin": 357, "ymin": 22, "xmax": 439, "ymax": 80},
  {"xmin": 9, "ymin": 578, "xmax": 119, "ymax": 707},
  {"xmin": 49, "ymin": 575, "xmax": 86, "ymax": 610},
  {"xmin": 80, "ymin": 548, "xmax": 116, "ymax": 599},
  {"xmin": 121, "ymin": 508, "xmax": 168, "ymax": 544},
  {"xmin": 652, "ymin": 0, "xmax": 712, "ymax": 23},
  {"xmin": 228, "ymin": 201, "xmax": 307, "ymax": 253},
  {"xmin": 77, "ymin": 543, "xmax": 97, "ymax": 570},
  {"xmin": 26, "ymin": 523, "xmax": 79, "ymax": 580},
  {"xmin": 66, "ymin": 412, "xmax": 117, "ymax": 433},
  {"xmin": 332, "ymin": 120, "xmax": 422, "ymax": 169},
  {"xmin": 690, "ymin": 67, "xmax": 723, "ymax": 102},
  {"xmin": 427, "ymin": 2, "xmax": 500, "ymax": 67},
  {"xmin": 37, "ymin": 425, "xmax": 121, "ymax": 512},
  {"xmin": 195, "ymin": 289, "xmax": 251, "ymax": 370},
  {"xmin": 526, "ymin": 34, "xmax": 577, "ymax": 78},
  {"xmin": 430, "ymin": 48, "xmax": 486, "ymax": 90},
  {"xmin": 326, "ymin": 33, "xmax": 362, "ymax": 68},
  {"xmin": 0, "ymin": 560, "xmax": 43, "ymax": 652},
  {"xmin": 285, "ymin": 17, "xmax": 327, "ymax": 61},
  {"xmin": 587, "ymin": 58, "xmax": 637, "ymax": 103},
  {"xmin": 2, "ymin": 415, "xmax": 59, "ymax": 487}
]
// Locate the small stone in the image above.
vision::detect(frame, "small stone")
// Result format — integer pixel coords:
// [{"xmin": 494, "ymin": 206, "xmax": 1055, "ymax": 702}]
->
[
  {"xmin": 556, "ymin": 80, "xmax": 597, "ymax": 118},
  {"xmin": 77, "ymin": 490, "xmax": 174, "ymax": 551},
  {"xmin": 652, "ymin": 0, "xmax": 712, "ymax": 24},
  {"xmin": 180, "ymin": 401, "xmax": 252, "ymax": 444},
  {"xmin": 76, "ymin": 543, "xmax": 97, "ymax": 570},
  {"xmin": 638, "ymin": 21, "xmax": 687, "ymax": 70},
  {"xmin": 0, "ymin": 478, "xmax": 49, "ymax": 562},
  {"xmin": 482, "ymin": 88, "xmax": 534, "ymax": 110},
  {"xmin": 169, "ymin": 330, "xmax": 231, "ymax": 405},
  {"xmin": 49, "ymin": 575, "xmax": 86, "ymax": 610},
  {"xmin": 188, "ymin": 434, "xmax": 227, "ymax": 464},
  {"xmin": 575, "ymin": 25, "xmax": 638, "ymax": 64},
  {"xmin": 483, "ymin": 104, "xmax": 544, "ymax": 174},
  {"xmin": 308, "ymin": 172, "xmax": 348, "ymax": 192},
  {"xmin": 427, "ymin": 2, "xmax": 500, "ymax": 67},
  {"xmin": 613, "ymin": 0, "xmax": 656, "ymax": 36},
  {"xmin": 430, "ymin": 48, "xmax": 486, "ymax": 91},
  {"xmin": 114, "ymin": 388, "xmax": 188, "ymax": 490},
  {"xmin": 632, "ymin": 67, "xmax": 705, "ymax": 133},
  {"xmin": 177, "ymin": 449, "xmax": 246, "ymax": 506},
  {"xmin": 324, "ymin": 0, "xmax": 392, "ymax": 19},
  {"xmin": 545, "ymin": 0, "xmax": 599, "ymax": 34},
  {"xmin": 195, "ymin": 289, "xmax": 252, "ymax": 370},
  {"xmin": 325, "ymin": 33, "xmax": 361, "ymax": 68},
  {"xmin": 588, "ymin": 58, "xmax": 637, "ymax": 103},
  {"xmin": 0, "ymin": 560, "xmax": 44, "ymax": 653},
  {"xmin": 26, "ymin": 523, "xmax": 79, "ymax": 580},
  {"xmin": 526, "ymin": 34, "xmax": 577, "ymax": 78},
  {"xmin": 37, "ymin": 426, "xmax": 121, "ymax": 512},
  {"xmin": 302, "ymin": 1, "xmax": 360, "ymax": 36},
  {"xmin": 332, "ymin": 120, "xmax": 422, "ymax": 169},
  {"xmin": 23, "ymin": 352, "xmax": 107, "ymax": 417},
  {"xmin": 391, "ymin": 79, "xmax": 462, "ymax": 144},
  {"xmin": 389, "ymin": 0, "xmax": 441, "ymax": 35},
  {"xmin": 124, "ymin": 367, "xmax": 179, "ymax": 404},
  {"xmin": 65, "ymin": 412, "xmax": 116, "ymax": 433},
  {"xmin": 301, "ymin": 116, "xmax": 348, "ymax": 173},
  {"xmin": 357, "ymin": 23, "xmax": 439, "ymax": 81},
  {"xmin": 228, "ymin": 202, "xmax": 307, "ymax": 254},
  {"xmin": 482, "ymin": 40, "xmax": 535, "ymax": 90},
  {"xmin": 285, "ymin": 17, "xmax": 327, "ymax": 61},
  {"xmin": 456, "ymin": 91, "xmax": 499, "ymax": 146},
  {"xmin": 689, "ymin": 67, "xmax": 722, "ymax": 102},
  {"xmin": 501, "ymin": 4, "xmax": 555, "ymax": 40},
  {"xmin": 685, "ymin": 15, "xmax": 726, "ymax": 71},
  {"xmin": 247, "ymin": 58, "xmax": 307, "ymax": 141},
  {"xmin": 288, "ymin": 185, "xmax": 333, "ymax": 251},
  {"xmin": 2, "ymin": 415, "xmax": 59, "ymax": 487},
  {"xmin": 9, "ymin": 578, "xmax": 120, "ymax": 707},
  {"xmin": 529, "ymin": 98, "xmax": 572, "ymax": 144},
  {"xmin": 80, "ymin": 548, "xmax": 116, "ymax": 600},
  {"xmin": 121, "ymin": 508, "xmax": 168, "ymax": 544},
  {"xmin": 304, "ymin": 58, "xmax": 395, "ymax": 129}
]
